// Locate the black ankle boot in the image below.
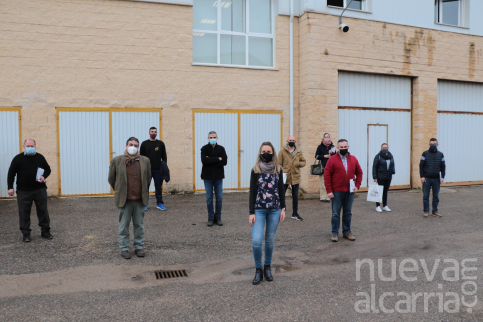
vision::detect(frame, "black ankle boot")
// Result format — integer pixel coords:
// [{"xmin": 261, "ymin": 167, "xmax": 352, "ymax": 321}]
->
[
  {"xmin": 252, "ymin": 268, "xmax": 263, "ymax": 285},
  {"xmin": 264, "ymin": 265, "xmax": 273, "ymax": 281}
]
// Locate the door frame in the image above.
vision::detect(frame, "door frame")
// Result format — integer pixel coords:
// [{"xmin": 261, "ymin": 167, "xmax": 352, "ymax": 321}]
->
[
  {"xmin": 56, "ymin": 108, "xmax": 162, "ymax": 196},
  {"xmin": 367, "ymin": 124, "xmax": 388, "ymax": 187},
  {"xmin": 0, "ymin": 107, "xmax": 22, "ymax": 199},
  {"xmin": 192, "ymin": 109, "xmax": 283, "ymax": 191}
]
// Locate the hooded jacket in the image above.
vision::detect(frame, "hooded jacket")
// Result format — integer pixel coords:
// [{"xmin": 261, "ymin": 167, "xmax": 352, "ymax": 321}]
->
[{"xmin": 277, "ymin": 143, "xmax": 306, "ymax": 185}]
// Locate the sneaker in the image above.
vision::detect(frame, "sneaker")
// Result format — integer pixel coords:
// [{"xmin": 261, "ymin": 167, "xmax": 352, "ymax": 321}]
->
[
  {"xmin": 121, "ymin": 250, "xmax": 132, "ymax": 259},
  {"xmin": 383, "ymin": 206, "xmax": 391, "ymax": 212},
  {"xmin": 432, "ymin": 212, "xmax": 442, "ymax": 217},
  {"xmin": 145, "ymin": 205, "xmax": 148, "ymax": 211},
  {"xmin": 292, "ymin": 214, "xmax": 303, "ymax": 221},
  {"xmin": 207, "ymin": 219, "xmax": 214, "ymax": 226},
  {"xmin": 23, "ymin": 235, "xmax": 31, "ymax": 242},
  {"xmin": 156, "ymin": 204, "xmax": 166, "ymax": 211},
  {"xmin": 331, "ymin": 234, "xmax": 338, "ymax": 242},
  {"xmin": 134, "ymin": 249, "xmax": 145, "ymax": 257},
  {"xmin": 41, "ymin": 232, "xmax": 53, "ymax": 239},
  {"xmin": 375, "ymin": 206, "xmax": 382, "ymax": 212},
  {"xmin": 343, "ymin": 231, "xmax": 356, "ymax": 241}
]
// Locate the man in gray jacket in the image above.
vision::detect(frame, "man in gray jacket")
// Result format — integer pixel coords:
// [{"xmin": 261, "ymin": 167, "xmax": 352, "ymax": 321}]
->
[{"xmin": 108, "ymin": 137, "xmax": 151, "ymax": 259}]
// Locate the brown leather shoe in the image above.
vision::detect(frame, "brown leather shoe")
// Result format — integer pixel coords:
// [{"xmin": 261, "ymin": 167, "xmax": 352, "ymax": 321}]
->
[
  {"xmin": 432, "ymin": 212, "xmax": 442, "ymax": 217},
  {"xmin": 423, "ymin": 213, "xmax": 429, "ymax": 217},
  {"xmin": 343, "ymin": 232, "xmax": 355, "ymax": 241},
  {"xmin": 331, "ymin": 234, "xmax": 338, "ymax": 242}
]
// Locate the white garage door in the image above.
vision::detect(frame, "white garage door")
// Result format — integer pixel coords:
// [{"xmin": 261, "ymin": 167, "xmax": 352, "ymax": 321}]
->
[
  {"xmin": 58, "ymin": 109, "xmax": 162, "ymax": 196},
  {"xmin": 194, "ymin": 111, "xmax": 282, "ymax": 190},
  {"xmin": 0, "ymin": 108, "xmax": 21, "ymax": 198},
  {"xmin": 437, "ymin": 80, "xmax": 483, "ymax": 183},
  {"xmin": 338, "ymin": 72, "xmax": 412, "ymax": 188}
]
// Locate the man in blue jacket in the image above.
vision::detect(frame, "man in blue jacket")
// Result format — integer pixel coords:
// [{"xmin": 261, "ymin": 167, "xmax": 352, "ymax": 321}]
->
[
  {"xmin": 419, "ymin": 138, "xmax": 446, "ymax": 218},
  {"xmin": 201, "ymin": 131, "xmax": 228, "ymax": 227}
]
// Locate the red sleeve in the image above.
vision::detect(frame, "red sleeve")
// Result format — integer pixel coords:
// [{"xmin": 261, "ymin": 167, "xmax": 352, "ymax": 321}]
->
[
  {"xmin": 324, "ymin": 158, "xmax": 334, "ymax": 194},
  {"xmin": 353, "ymin": 156, "xmax": 363, "ymax": 189}
]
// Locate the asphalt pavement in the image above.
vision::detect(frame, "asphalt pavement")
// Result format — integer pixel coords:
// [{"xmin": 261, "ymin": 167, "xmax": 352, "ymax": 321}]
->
[{"xmin": 0, "ymin": 186, "xmax": 482, "ymax": 321}]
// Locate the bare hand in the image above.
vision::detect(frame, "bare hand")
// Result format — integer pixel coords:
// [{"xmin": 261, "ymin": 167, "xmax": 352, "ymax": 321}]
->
[
  {"xmin": 353, "ymin": 187, "xmax": 359, "ymax": 193},
  {"xmin": 324, "ymin": 154, "xmax": 330, "ymax": 158},
  {"xmin": 249, "ymin": 214, "xmax": 256, "ymax": 227},
  {"xmin": 219, "ymin": 157, "xmax": 222, "ymax": 161},
  {"xmin": 421, "ymin": 177, "xmax": 426, "ymax": 184},
  {"xmin": 374, "ymin": 179, "xmax": 377, "ymax": 183},
  {"xmin": 280, "ymin": 209, "xmax": 285, "ymax": 222},
  {"xmin": 7, "ymin": 189, "xmax": 14, "ymax": 196},
  {"xmin": 327, "ymin": 192, "xmax": 334, "ymax": 199},
  {"xmin": 441, "ymin": 178, "xmax": 444, "ymax": 183},
  {"xmin": 38, "ymin": 176, "xmax": 45, "ymax": 183}
]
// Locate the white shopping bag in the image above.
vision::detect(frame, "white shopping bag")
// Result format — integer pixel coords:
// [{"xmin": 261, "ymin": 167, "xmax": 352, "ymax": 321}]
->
[{"xmin": 367, "ymin": 183, "xmax": 383, "ymax": 203}]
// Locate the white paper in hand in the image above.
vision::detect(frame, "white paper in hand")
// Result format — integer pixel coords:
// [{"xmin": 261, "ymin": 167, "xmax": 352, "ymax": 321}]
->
[
  {"xmin": 349, "ymin": 179, "xmax": 355, "ymax": 193},
  {"xmin": 36, "ymin": 168, "xmax": 44, "ymax": 182},
  {"xmin": 283, "ymin": 173, "xmax": 287, "ymax": 184}
]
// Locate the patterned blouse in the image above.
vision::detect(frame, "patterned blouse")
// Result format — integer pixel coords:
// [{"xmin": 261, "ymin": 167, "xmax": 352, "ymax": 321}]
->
[{"xmin": 255, "ymin": 173, "xmax": 281, "ymax": 209}]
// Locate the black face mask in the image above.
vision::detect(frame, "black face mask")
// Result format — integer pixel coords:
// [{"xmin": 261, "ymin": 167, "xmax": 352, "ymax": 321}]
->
[
  {"xmin": 261, "ymin": 153, "xmax": 273, "ymax": 163},
  {"xmin": 381, "ymin": 149, "xmax": 388, "ymax": 154},
  {"xmin": 288, "ymin": 142, "xmax": 295, "ymax": 148},
  {"xmin": 429, "ymin": 145, "xmax": 437, "ymax": 152},
  {"xmin": 339, "ymin": 149, "xmax": 348, "ymax": 156}
]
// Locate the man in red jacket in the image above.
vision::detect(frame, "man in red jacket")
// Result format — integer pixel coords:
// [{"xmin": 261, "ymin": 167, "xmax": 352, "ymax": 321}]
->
[{"xmin": 324, "ymin": 139, "xmax": 363, "ymax": 242}]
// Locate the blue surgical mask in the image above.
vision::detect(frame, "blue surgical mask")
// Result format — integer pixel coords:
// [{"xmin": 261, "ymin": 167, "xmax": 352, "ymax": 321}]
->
[
  {"xmin": 25, "ymin": 147, "xmax": 35, "ymax": 155},
  {"xmin": 209, "ymin": 139, "xmax": 217, "ymax": 145}
]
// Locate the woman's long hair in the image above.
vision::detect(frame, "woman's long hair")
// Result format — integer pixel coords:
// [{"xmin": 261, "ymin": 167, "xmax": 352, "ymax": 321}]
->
[{"xmin": 252, "ymin": 141, "xmax": 280, "ymax": 175}]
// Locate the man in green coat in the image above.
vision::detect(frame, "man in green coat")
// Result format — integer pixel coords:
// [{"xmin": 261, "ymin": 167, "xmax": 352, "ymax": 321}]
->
[{"xmin": 108, "ymin": 137, "xmax": 151, "ymax": 259}]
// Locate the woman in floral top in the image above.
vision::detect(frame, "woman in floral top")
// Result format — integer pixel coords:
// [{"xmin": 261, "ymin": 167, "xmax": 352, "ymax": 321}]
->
[{"xmin": 248, "ymin": 142, "xmax": 286, "ymax": 285}]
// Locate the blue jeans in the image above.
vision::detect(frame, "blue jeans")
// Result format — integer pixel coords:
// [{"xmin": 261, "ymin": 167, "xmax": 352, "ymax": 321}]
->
[
  {"xmin": 423, "ymin": 178, "xmax": 440, "ymax": 213},
  {"xmin": 251, "ymin": 208, "xmax": 281, "ymax": 269},
  {"xmin": 148, "ymin": 169, "xmax": 164, "ymax": 205},
  {"xmin": 284, "ymin": 184, "xmax": 299, "ymax": 215},
  {"xmin": 204, "ymin": 179, "xmax": 223, "ymax": 219},
  {"xmin": 331, "ymin": 192, "xmax": 354, "ymax": 235}
]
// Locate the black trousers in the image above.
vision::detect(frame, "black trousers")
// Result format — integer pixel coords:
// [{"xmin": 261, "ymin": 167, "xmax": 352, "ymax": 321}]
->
[
  {"xmin": 376, "ymin": 178, "xmax": 392, "ymax": 207},
  {"xmin": 284, "ymin": 184, "xmax": 299, "ymax": 215},
  {"xmin": 16, "ymin": 188, "xmax": 50, "ymax": 235}
]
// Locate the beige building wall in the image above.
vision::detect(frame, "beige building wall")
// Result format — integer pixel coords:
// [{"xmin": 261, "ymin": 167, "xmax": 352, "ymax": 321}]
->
[
  {"xmin": 0, "ymin": 0, "xmax": 297, "ymax": 196},
  {"xmin": 298, "ymin": 13, "xmax": 483, "ymax": 193}
]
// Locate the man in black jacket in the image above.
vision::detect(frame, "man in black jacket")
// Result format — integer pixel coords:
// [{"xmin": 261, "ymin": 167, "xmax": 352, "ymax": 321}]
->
[
  {"xmin": 201, "ymin": 131, "xmax": 228, "ymax": 226},
  {"xmin": 140, "ymin": 127, "xmax": 167, "ymax": 211},
  {"xmin": 419, "ymin": 138, "xmax": 446, "ymax": 218},
  {"xmin": 7, "ymin": 139, "xmax": 53, "ymax": 242}
]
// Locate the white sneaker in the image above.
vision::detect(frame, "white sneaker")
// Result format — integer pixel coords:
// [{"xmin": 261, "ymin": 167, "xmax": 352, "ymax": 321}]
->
[
  {"xmin": 375, "ymin": 206, "xmax": 382, "ymax": 212},
  {"xmin": 383, "ymin": 206, "xmax": 391, "ymax": 212}
]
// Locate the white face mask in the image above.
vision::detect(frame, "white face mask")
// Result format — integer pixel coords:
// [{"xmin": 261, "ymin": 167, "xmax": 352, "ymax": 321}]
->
[
  {"xmin": 127, "ymin": 146, "xmax": 138, "ymax": 155},
  {"xmin": 324, "ymin": 138, "xmax": 331, "ymax": 142}
]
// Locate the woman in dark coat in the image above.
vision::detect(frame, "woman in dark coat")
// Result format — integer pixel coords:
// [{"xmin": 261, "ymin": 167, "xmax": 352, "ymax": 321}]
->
[
  {"xmin": 372, "ymin": 143, "xmax": 395, "ymax": 212},
  {"xmin": 315, "ymin": 133, "xmax": 335, "ymax": 202}
]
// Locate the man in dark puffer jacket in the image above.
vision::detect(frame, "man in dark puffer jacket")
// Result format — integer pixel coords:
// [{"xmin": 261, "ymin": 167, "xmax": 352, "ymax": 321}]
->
[{"xmin": 419, "ymin": 138, "xmax": 446, "ymax": 218}]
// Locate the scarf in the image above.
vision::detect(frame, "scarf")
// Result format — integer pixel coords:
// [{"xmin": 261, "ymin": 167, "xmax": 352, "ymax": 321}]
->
[
  {"xmin": 378, "ymin": 151, "xmax": 392, "ymax": 160},
  {"xmin": 124, "ymin": 150, "xmax": 140, "ymax": 165},
  {"xmin": 322, "ymin": 139, "xmax": 332, "ymax": 148},
  {"xmin": 259, "ymin": 161, "xmax": 275, "ymax": 174}
]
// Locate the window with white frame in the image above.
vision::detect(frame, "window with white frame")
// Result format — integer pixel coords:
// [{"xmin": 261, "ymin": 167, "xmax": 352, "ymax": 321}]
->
[
  {"xmin": 327, "ymin": 0, "xmax": 365, "ymax": 11},
  {"xmin": 192, "ymin": 0, "xmax": 274, "ymax": 68},
  {"xmin": 434, "ymin": 0, "xmax": 464, "ymax": 26}
]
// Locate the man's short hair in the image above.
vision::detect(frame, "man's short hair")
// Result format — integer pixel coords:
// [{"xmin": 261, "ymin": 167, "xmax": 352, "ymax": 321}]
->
[
  {"xmin": 149, "ymin": 127, "xmax": 157, "ymax": 131},
  {"xmin": 23, "ymin": 139, "xmax": 36, "ymax": 146},
  {"xmin": 338, "ymin": 139, "xmax": 348, "ymax": 144},
  {"xmin": 381, "ymin": 143, "xmax": 388, "ymax": 148},
  {"xmin": 126, "ymin": 137, "xmax": 139, "ymax": 145},
  {"xmin": 208, "ymin": 131, "xmax": 217, "ymax": 137},
  {"xmin": 429, "ymin": 138, "xmax": 438, "ymax": 143}
]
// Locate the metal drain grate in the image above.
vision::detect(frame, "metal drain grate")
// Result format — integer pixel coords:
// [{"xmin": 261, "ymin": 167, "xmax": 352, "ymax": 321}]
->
[{"xmin": 155, "ymin": 269, "xmax": 188, "ymax": 279}]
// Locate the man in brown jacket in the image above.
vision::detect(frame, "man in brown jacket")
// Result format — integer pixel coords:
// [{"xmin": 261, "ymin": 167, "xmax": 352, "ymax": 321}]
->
[
  {"xmin": 108, "ymin": 137, "xmax": 151, "ymax": 259},
  {"xmin": 278, "ymin": 136, "xmax": 306, "ymax": 221}
]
